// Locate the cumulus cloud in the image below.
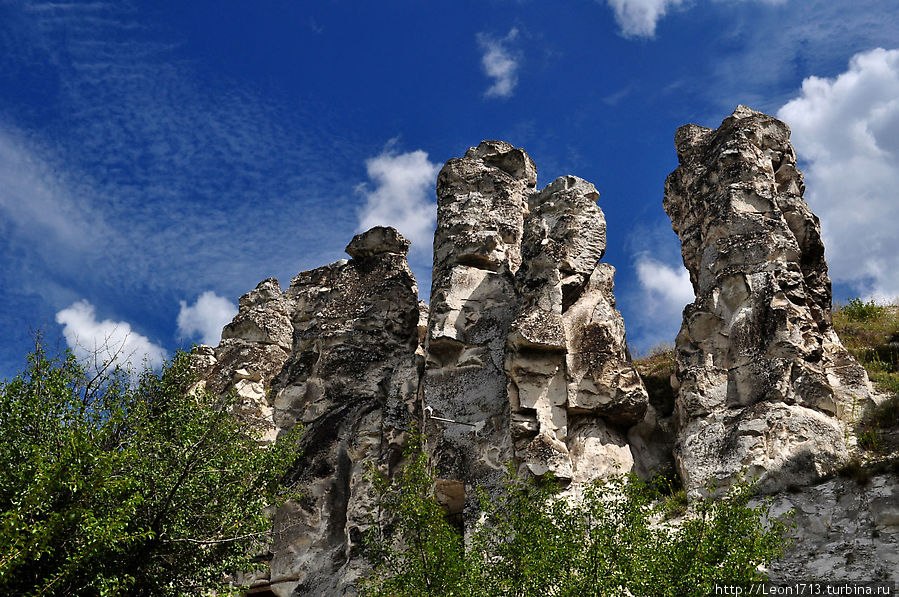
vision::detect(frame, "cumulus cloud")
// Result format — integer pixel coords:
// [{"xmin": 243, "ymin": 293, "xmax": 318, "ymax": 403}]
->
[
  {"xmin": 477, "ymin": 28, "xmax": 521, "ymax": 98},
  {"xmin": 605, "ymin": 0, "xmax": 686, "ymax": 38},
  {"xmin": 56, "ymin": 300, "xmax": 168, "ymax": 372},
  {"xmin": 630, "ymin": 254, "xmax": 694, "ymax": 351},
  {"xmin": 177, "ymin": 291, "xmax": 237, "ymax": 346},
  {"xmin": 778, "ymin": 48, "xmax": 899, "ymax": 300},
  {"xmin": 356, "ymin": 146, "xmax": 440, "ymax": 252}
]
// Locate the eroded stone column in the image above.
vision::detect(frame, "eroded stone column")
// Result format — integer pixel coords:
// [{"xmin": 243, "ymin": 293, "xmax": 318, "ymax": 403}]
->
[
  {"xmin": 425, "ymin": 142, "xmax": 649, "ymax": 519},
  {"xmin": 663, "ymin": 106, "xmax": 874, "ymax": 495},
  {"xmin": 424, "ymin": 141, "xmax": 532, "ymax": 513},
  {"xmin": 193, "ymin": 226, "xmax": 422, "ymax": 596},
  {"xmin": 508, "ymin": 175, "xmax": 647, "ymax": 482}
]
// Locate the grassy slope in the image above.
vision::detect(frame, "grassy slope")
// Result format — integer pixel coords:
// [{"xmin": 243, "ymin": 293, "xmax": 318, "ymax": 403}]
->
[{"xmin": 832, "ymin": 301, "xmax": 899, "ymax": 458}]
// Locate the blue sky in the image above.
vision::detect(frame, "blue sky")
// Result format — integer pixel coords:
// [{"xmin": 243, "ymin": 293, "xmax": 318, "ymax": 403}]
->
[{"xmin": 1, "ymin": 0, "xmax": 898, "ymax": 377}]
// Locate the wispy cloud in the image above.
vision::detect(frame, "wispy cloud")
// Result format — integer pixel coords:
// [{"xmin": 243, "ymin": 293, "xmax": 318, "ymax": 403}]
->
[
  {"xmin": 356, "ymin": 144, "xmax": 440, "ymax": 253},
  {"xmin": 0, "ymin": 0, "xmax": 368, "ymax": 373},
  {"xmin": 3, "ymin": 1, "xmax": 363, "ymax": 288},
  {"xmin": 605, "ymin": 0, "xmax": 686, "ymax": 38},
  {"xmin": 0, "ymin": 126, "xmax": 105, "ymax": 262},
  {"xmin": 778, "ymin": 47, "xmax": 899, "ymax": 300},
  {"xmin": 56, "ymin": 300, "xmax": 167, "ymax": 372},
  {"xmin": 477, "ymin": 28, "xmax": 521, "ymax": 99},
  {"xmin": 699, "ymin": 0, "xmax": 899, "ymax": 113},
  {"xmin": 177, "ymin": 291, "xmax": 237, "ymax": 347}
]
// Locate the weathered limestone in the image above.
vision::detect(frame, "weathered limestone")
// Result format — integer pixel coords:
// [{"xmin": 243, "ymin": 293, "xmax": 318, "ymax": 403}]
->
[
  {"xmin": 194, "ymin": 143, "xmax": 650, "ymax": 593},
  {"xmin": 764, "ymin": 474, "xmax": 899, "ymax": 582},
  {"xmin": 509, "ymin": 175, "xmax": 647, "ymax": 483},
  {"xmin": 663, "ymin": 106, "xmax": 875, "ymax": 494},
  {"xmin": 425, "ymin": 141, "xmax": 532, "ymax": 511},
  {"xmin": 193, "ymin": 226, "xmax": 422, "ymax": 597},
  {"xmin": 425, "ymin": 141, "xmax": 649, "ymax": 519}
]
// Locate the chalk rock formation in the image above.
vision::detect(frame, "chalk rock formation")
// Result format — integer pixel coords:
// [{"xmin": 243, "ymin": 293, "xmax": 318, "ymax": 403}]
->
[
  {"xmin": 764, "ymin": 473, "xmax": 899, "ymax": 583},
  {"xmin": 424, "ymin": 141, "xmax": 531, "ymax": 507},
  {"xmin": 663, "ymin": 106, "xmax": 874, "ymax": 494},
  {"xmin": 194, "ymin": 226, "xmax": 422, "ymax": 596},
  {"xmin": 425, "ymin": 141, "xmax": 648, "ymax": 519}
]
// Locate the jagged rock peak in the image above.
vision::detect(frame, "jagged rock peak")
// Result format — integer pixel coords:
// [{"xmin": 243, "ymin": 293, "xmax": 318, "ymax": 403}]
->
[
  {"xmin": 191, "ymin": 225, "xmax": 422, "ymax": 595},
  {"xmin": 664, "ymin": 106, "xmax": 874, "ymax": 495},
  {"xmin": 345, "ymin": 225, "xmax": 411, "ymax": 258},
  {"xmin": 463, "ymin": 139, "xmax": 538, "ymax": 186},
  {"xmin": 425, "ymin": 140, "xmax": 649, "ymax": 516},
  {"xmin": 433, "ymin": 140, "xmax": 536, "ymax": 276}
]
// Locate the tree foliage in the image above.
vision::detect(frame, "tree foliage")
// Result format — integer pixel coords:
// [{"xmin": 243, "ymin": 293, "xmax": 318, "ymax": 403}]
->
[
  {"xmin": 0, "ymin": 343, "xmax": 302, "ymax": 596},
  {"xmin": 364, "ymin": 437, "xmax": 792, "ymax": 597}
]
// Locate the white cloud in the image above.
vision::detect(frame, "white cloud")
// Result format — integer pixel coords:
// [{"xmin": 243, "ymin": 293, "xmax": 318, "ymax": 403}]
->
[
  {"xmin": 477, "ymin": 28, "xmax": 521, "ymax": 98},
  {"xmin": 56, "ymin": 300, "xmax": 168, "ymax": 372},
  {"xmin": 778, "ymin": 48, "xmax": 899, "ymax": 300},
  {"xmin": 606, "ymin": 0, "xmax": 686, "ymax": 37},
  {"xmin": 604, "ymin": 0, "xmax": 793, "ymax": 39},
  {"xmin": 631, "ymin": 254, "xmax": 695, "ymax": 351},
  {"xmin": 177, "ymin": 291, "xmax": 237, "ymax": 346},
  {"xmin": 0, "ymin": 128, "xmax": 107, "ymax": 262},
  {"xmin": 356, "ymin": 146, "xmax": 440, "ymax": 252}
]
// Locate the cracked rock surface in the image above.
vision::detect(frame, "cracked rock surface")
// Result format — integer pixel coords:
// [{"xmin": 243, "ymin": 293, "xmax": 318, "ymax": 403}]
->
[
  {"xmin": 663, "ymin": 106, "xmax": 875, "ymax": 495},
  {"xmin": 193, "ymin": 226, "xmax": 422, "ymax": 596},
  {"xmin": 424, "ymin": 141, "xmax": 648, "ymax": 525}
]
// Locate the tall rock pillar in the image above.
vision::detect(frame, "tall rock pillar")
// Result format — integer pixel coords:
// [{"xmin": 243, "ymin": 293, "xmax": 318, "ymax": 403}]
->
[
  {"xmin": 192, "ymin": 226, "xmax": 422, "ymax": 596},
  {"xmin": 663, "ymin": 106, "xmax": 874, "ymax": 494},
  {"xmin": 424, "ymin": 141, "xmax": 531, "ymax": 513},
  {"xmin": 424, "ymin": 141, "xmax": 649, "ymax": 519}
]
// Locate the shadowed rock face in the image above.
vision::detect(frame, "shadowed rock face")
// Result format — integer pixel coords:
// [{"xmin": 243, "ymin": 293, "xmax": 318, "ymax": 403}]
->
[
  {"xmin": 425, "ymin": 141, "xmax": 649, "ymax": 521},
  {"xmin": 193, "ymin": 226, "xmax": 422, "ymax": 597},
  {"xmin": 663, "ymin": 106, "xmax": 874, "ymax": 495}
]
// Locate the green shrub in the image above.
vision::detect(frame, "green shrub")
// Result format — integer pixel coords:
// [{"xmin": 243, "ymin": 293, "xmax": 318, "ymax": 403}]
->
[
  {"xmin": 840, "ymin": 298, "xmax": 886, "ymax": 322},
  {"xmin": 858, "ymin": 429, "xmax": 884, "ymax": 453},
  {"xmin": 0, "ymin": 344, "xmax": 302, "ymax": 596},
  {"xmin": 662, "ymin": 488, "xmax": 690, "ymax": 519},
  {"xmin": 363, "ymin": 438, "xmax": 792, "ymax": 597}
]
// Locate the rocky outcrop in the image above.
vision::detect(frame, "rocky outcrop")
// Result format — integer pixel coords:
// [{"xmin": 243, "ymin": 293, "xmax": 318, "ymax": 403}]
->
[
  {"xmin": 188, "ymin": 118, "xmax": 899, "ymax": 592},
  {"xmin": 663, "ymin": 106, "xmax": 875, "ymax": 495},
  {"xmin": 424, "ymin": 141, "xmax": 649, "ymax": 522},
  {"xmin": 193, "ymin": 143, "xmax": 649, "ymax": 594},
  {"xmin": 765, "ymin": 473, "xmax": 899, "ymax": 582},
  {"xmin": 194, "ymin": 226, "xmax": 422, "ymax": 596}
]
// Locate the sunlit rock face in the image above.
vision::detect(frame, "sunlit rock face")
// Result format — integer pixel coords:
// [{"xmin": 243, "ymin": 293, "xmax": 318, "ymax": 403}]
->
[
  {"xmin": 193, "ymin": 226, "xmax": 422, "ymax": 597},
  {"xmin": 192, "ymin": 141, "xmax": 651, "ymax": 592},
  {"xmin": 424, "ymin": 141, "xmax": 649, "ymax": 525},
  {"xmin": 663, "ymin": 106, "xmax": 875, "ymax": 495}
]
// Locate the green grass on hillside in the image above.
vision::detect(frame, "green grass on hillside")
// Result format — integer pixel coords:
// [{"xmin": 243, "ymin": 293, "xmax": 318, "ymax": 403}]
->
[
  {"xmin": 833, "ymin": 300, "xmax": 899, "ymax": 456},
  {"xmin": 633, "ymin": 343, "xmax": 677, "ymax": 419}
]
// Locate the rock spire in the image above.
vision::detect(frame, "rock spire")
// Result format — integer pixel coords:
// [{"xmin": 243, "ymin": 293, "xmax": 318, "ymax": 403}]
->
[
  {"xmin": 424, "ymin": 141, "xmax": 648, "ymax": 525},
  {"xmin": 193, "ymin": 226, "xmax": 422, "ymax": 595},
  {"xmin": 663, "ymin": 106, "xmax": 874, "ymax": 494}
]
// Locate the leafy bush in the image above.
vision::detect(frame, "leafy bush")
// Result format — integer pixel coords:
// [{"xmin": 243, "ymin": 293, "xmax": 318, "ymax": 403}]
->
[
  {"xmin": 363, "ymin": 438, "xmax": 792, "ymax": 597},
  {"xmin": 857, "ymin": 428, "xmax": 884, "ymax": 453},
  {"xmin": 634, "ymin": 344, "xmax": 677, "ymax": 418},
  {"xmin": 840, "ymin": 298, "xmax": 886, "ymax": 322},
  {"xmin": 0, "ymin": 344, "xmax": 302, "ymax": 596}
]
